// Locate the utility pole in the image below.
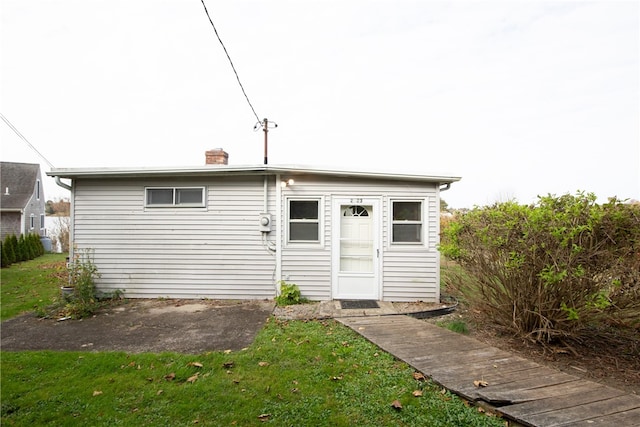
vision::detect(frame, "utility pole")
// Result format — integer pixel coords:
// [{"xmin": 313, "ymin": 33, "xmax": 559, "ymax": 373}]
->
[
  {"xmin": 263, "ymin": 118, "xmax": 268, "ymax": 165},
  {"xmin": 260, "ymin": 118, "xmax": 277, "ymax": 165}
]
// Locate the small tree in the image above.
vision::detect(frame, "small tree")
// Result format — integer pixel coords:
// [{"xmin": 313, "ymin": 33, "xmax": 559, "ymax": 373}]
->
[
  {"xmin": 3, "ymin": 234, "xmax": 16, "ymax": 265},
  {"xmin": 16, "ymin": 234, "xmax": 28, "ymax": 262},
  {"xmin": 1, "ymin": 241, "xmax": 9, "ymax": 267}
]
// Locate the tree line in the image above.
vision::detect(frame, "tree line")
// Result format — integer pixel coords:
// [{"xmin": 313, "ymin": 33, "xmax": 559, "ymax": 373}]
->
[{"xmin": 1, "ymin": 233, "xmax": 46, "ymax": 268}]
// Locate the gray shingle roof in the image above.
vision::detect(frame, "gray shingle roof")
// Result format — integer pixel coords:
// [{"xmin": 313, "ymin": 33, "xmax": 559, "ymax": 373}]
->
[{"xmin": 0, "ymin": 162, "xmax": 40, "ymax": 210}]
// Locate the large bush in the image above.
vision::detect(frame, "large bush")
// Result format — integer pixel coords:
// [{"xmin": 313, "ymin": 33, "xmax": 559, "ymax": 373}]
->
[{"xmin": 440, "ymin": 193, "xmax": 640, "ymax": 344}]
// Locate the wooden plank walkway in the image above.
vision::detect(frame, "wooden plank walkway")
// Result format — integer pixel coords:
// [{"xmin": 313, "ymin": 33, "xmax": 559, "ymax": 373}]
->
[{"xmin": 338, "ymin": 315, "xmax": 640, "ymax": 427}]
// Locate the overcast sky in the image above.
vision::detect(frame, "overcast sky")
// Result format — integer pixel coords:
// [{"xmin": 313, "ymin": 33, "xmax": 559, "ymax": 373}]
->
[{"xmin": 2, "ymin": 0, "xmax": 638, "ymax": 208}]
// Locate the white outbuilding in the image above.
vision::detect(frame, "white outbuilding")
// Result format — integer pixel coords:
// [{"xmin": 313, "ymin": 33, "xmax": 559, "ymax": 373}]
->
[{"xmin": 48, "ymin": 150, "xmax": 459, "ymax": 302}]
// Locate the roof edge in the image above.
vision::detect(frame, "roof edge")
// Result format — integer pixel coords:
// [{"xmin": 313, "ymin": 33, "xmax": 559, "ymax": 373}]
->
[{"xmin": 47, "ymin": 164, "xmax": 461, "ymax": 184}]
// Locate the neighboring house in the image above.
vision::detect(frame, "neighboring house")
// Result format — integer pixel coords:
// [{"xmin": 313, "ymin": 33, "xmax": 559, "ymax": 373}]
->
[
  {"xmin": 1, "ymin": 162, "xmax": 46, "ymax": 240},
  {"xmin": 47, "ymin": 150, "xmax": 460, "ymax": 302}
]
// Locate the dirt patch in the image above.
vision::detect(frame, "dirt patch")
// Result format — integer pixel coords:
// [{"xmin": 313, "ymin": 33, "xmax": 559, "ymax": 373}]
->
[{"xmin": 1, "ymin": 299, "xmax": 274, "ymax": 354}]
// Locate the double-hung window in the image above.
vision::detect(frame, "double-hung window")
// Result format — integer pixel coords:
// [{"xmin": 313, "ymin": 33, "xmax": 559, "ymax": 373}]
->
[
  {"xmin": 391, "ymin": 200, "xmax": 423, "ymax": 243},
  {"xmin": 288, "ymin": 199, "xmax": 320, "ymax": 242},
  {"xmin": 145, "ymin": 187, "xmax": 205, "ymax": 207}
]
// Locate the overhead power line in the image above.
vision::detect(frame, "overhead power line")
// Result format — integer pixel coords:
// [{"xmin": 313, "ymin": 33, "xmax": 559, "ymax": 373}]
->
[
  {"xmin": 1, "ymin": 112, "xmax": 55, "ymax": 169},
  {"xmin": 199, "ymin": 0, "xmax": 262, "ymax": 126}
]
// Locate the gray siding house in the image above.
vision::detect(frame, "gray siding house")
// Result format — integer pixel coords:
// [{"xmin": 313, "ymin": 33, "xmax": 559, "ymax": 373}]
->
[
  {"xmin": 1, "ymin": 162, "xmax": 46, "ymax": 240},
  {"xmin": 48, "ymin": 150, "xmax": 459, "ymax": 302}
]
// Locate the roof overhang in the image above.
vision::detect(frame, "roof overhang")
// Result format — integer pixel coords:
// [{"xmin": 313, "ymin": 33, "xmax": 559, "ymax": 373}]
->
[{"xmin": 47, "ymin": 164, "xmax": 461, "ymax": 184}]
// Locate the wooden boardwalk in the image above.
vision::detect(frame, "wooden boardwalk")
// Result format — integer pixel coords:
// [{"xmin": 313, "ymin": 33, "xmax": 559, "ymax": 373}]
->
[{"xmin": 338, "ymin": 315, "xmax": 640, "ymax": 427}]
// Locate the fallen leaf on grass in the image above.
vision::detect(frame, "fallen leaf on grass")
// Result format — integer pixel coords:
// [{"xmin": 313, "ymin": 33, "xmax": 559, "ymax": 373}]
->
[
  {"xmin": 258, "ymin": 361, "xmax": 269, "ymax": 367},
  {"xmin": 473, "ymin": 380, "xmax": 489, "ymax": 388},
  {"xmin": 224, "ymin": 349, "xmax": 232, "ymax": 354},
  {"xmin": 223, "ymin": 361, "xmax": 234, "ymax": 369},
  {"xmin": 258, "ymin": 413, "xmax": 271, "ymax": 422},
  {"xmin": 186, "ymin": 373, "xmax": 199, "ymax": 383},
  {"xmin": 187, "ymin": 362, "xmax": 203, "ymax": 368},
  {"xmin": 412, "ymin": 390, "xmax": 423, "ymax": 397},
  {"xmin": 92, "ymin": 390, "xmax": 103, "ymax": 396},
  {"xmin": 164, "ymin": 373, "xmax": 176, "ymax": 381},
  {"xmin": 331, "ymin": 376, "xmax": 343, "ymax": 381},
  {"xmin": 157, "ymin": 390, "xmax": 163, "ymax": 395},
  {"xmin": 391, "ymin": 400, "xmax": 403, "ymax": 410},
  {"xmin": 413, "ymin": 372, "xmax": 426, "ymax": 381}
]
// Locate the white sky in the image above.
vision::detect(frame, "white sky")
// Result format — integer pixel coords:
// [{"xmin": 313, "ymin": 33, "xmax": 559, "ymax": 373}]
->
[{"xmin": 1, "ymin": 0, "xmax": 638, "ymax": 208}]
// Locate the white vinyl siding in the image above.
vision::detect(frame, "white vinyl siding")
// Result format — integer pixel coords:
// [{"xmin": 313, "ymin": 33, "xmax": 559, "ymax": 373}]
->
[
  {"xmin": 72, "ymin": 177, "xmax": 277, "ymax": 299},
  {"xmin": 383, "ymin": 195, "xmax": 438, "ymax": 301},
  {"xmin": 279, "ymin": 176, "xmax": 439, "ymax": 302},
  {"xmin": 70, "ymin": 172, "xmax": 441, "ymax": 302}
]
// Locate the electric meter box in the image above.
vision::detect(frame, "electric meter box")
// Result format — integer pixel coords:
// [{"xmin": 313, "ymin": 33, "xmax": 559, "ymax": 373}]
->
[{"xmin": 259, "ymin": 213, "xmax": 272, "ymax": 233}]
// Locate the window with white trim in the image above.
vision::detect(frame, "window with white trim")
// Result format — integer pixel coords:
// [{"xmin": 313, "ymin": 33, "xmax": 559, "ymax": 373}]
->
[
  {"xmin": 288, "ymin": 199, "xmax": 320, "ymax": 242},
  {"xmin": 391, "ymin": 200, "xmax": 423, "ymax": 243},
  {"xmin": 40, "ymin": 214, "xmax": 45, "ymax": 230},
  {"xmin": 30, "ymin": 214, "xmax": 35, "ymax": 230},
  {"xmin": 145, "ymin": 187, "xmax": 205, "ymax": 207},
  {"xmin": 36, "ymin": 180, "xmax": 40, "ymax": 200}
]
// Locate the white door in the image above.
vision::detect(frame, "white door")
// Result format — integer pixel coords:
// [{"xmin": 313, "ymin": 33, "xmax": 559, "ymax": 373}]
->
[{"xmin": 332, "ymin": 198, "xmax": 380, "ymax": 300}]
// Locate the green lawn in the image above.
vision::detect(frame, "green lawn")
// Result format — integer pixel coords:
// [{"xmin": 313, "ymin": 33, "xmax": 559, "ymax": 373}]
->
[
  {"xmin": 0, "ymin": 253, "xmax": 67, "ymax": 321},
  {"xmin": 1, "ymin": 255, "xmax": 505, "ymax": 426}
]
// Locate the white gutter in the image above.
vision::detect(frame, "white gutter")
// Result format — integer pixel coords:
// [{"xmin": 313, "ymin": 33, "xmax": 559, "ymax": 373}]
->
[{"xmin": 55, "ymin": 176, "xmax": 72, "ymax": 191}]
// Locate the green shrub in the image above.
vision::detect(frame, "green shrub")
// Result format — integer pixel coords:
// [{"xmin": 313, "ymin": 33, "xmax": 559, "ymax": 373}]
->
[
  {"xmin": 16, "ymin": 235, "xmax": 28, "ymax": 262},
  {"xmin": 440, "ymin": 192, "xmax": 640, "ymax": 344},
  {"xmin": 5, "ymin": 235, "xmax": 18, "ymax": 264},
  {"xmin": 64, "ymin": 248, "xmax": 103, "ymax": 318},
  {"xmin": 275, "ymin": 281, "xmax": 308, "ymax": 306},
  {"xmin": 0, "ymin": 242, "xmax": 9, "ymax": 268}
]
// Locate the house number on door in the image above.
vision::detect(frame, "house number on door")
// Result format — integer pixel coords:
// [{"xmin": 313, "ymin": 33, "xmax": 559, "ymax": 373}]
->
[{"xmin": 350, "ymin": 198, "xmax": 363, "ymax": 203}]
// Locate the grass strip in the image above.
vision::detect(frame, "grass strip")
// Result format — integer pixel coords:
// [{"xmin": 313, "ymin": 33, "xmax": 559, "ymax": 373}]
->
[
  {"xmin": 2, "ymin": 318, "xmax": 504, "ymax": 426},
  {"xmin": 0, "ymin": 253, "xmax": 67, "ymax": 321}
]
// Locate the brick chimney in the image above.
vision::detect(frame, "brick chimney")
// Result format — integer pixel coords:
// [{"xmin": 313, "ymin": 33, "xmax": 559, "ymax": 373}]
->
[{"xmin": 205, "ymin": 149, "xmax": 229, "ymax": 165}]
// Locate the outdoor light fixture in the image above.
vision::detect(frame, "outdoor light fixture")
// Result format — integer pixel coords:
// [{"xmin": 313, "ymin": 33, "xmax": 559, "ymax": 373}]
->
[{"xmin": 281, "ymin": 179, "xmax": 295, "ymax": 188}]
